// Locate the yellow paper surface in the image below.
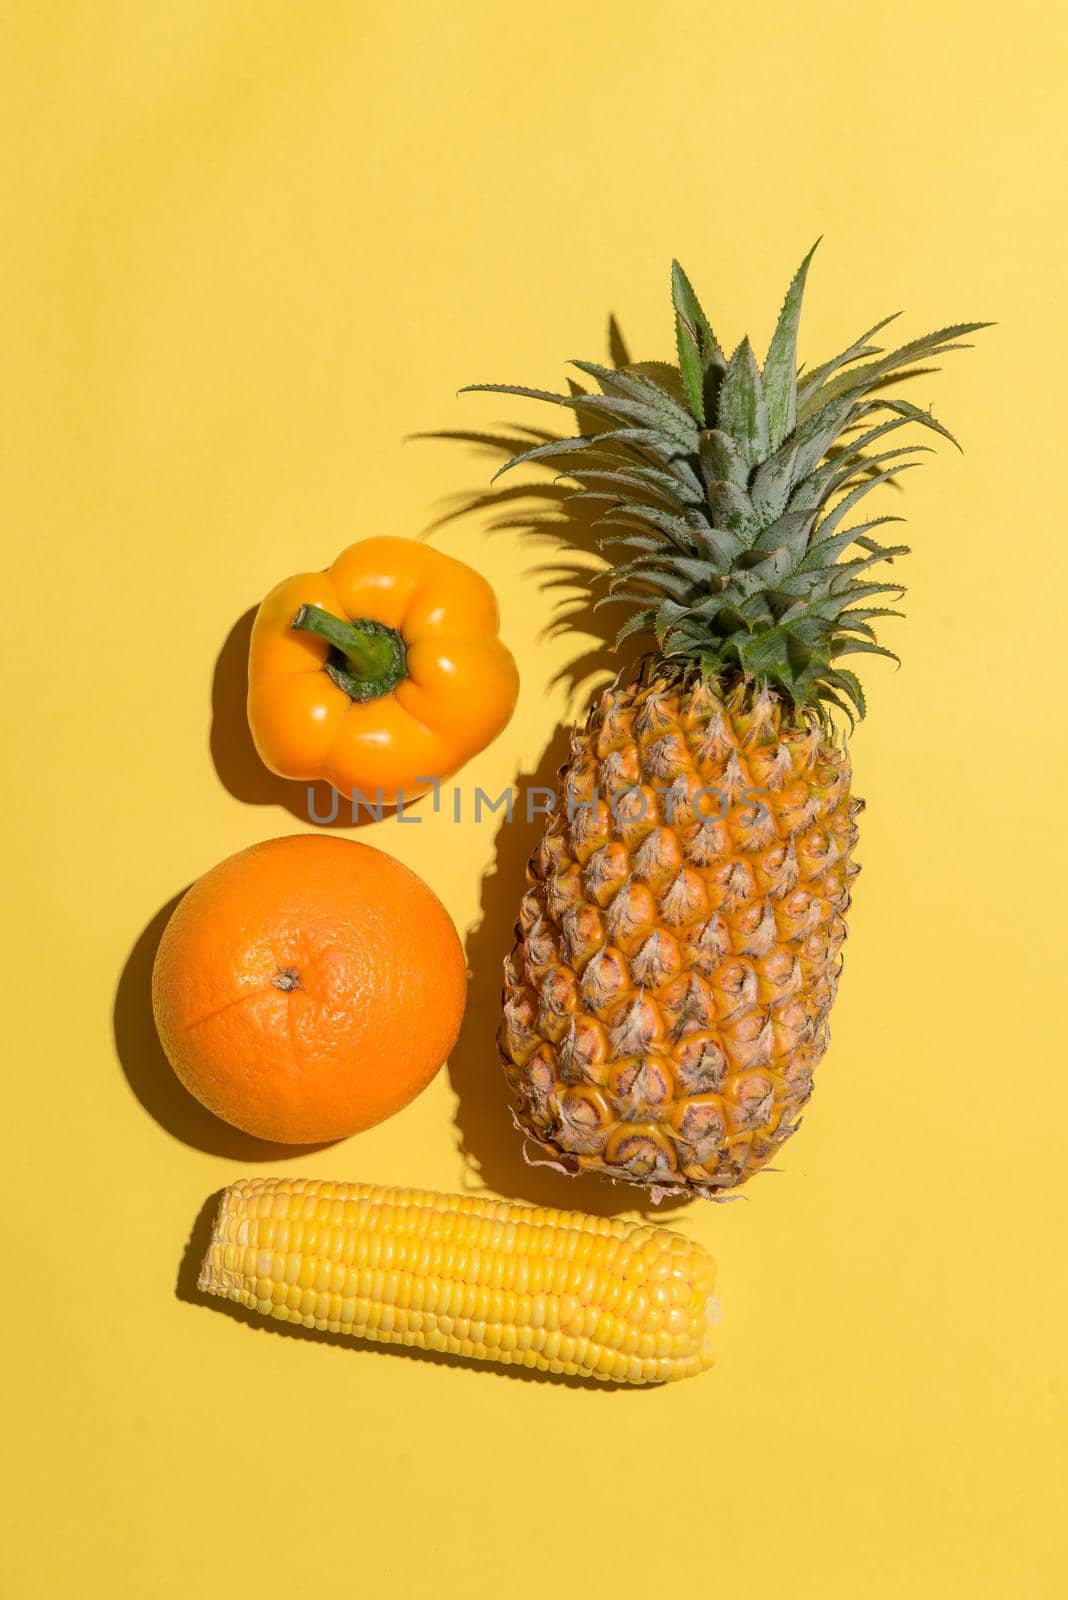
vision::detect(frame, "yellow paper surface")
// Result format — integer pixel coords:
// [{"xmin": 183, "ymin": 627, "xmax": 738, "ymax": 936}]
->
[{"xmin": 3, "ymin": 4, "xmax": 1066, "ymax": 1596}]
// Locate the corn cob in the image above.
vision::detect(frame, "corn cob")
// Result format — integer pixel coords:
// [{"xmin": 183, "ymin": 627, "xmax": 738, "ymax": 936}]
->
[{"xmin": 199, "ymin": 1177, "xmax": 717, "ymax": 1384}]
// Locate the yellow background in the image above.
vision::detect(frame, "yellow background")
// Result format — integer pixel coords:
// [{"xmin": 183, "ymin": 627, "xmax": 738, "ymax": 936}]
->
[{"xmin": 3, "ymin": 4, "xmax": 1066, "ymax": 1596}]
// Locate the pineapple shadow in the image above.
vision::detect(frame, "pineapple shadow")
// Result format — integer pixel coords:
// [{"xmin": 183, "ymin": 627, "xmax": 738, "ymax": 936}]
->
[
  {"xmin": 423, "ymin": 327, "xmax": 695, "ymax": 1219},
  {"xmin": 448, "ymin": 727, "xmax": 693, "ymax": 1221}
]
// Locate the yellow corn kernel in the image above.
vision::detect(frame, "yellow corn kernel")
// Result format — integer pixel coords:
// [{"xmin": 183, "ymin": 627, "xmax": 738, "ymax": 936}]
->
[{"xmin": 198, "ymin": 1178, "xmax": 718, "ymax": 1385}]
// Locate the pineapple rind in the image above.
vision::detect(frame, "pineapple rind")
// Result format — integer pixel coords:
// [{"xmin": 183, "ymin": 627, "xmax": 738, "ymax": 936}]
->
[{"xmin": 500, "ymin": 674, "xmax": 861, "ymax": 1197}]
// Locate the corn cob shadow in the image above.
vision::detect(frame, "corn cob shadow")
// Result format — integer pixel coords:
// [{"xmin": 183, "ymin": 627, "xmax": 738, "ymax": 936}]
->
[
  {"xmin": 175, "ymin": 1190, "xmax": 651, "ymax": 1389},
  {"xmin": 113, "ymin": 893, "xmax": 331, "ymax": 1160}
]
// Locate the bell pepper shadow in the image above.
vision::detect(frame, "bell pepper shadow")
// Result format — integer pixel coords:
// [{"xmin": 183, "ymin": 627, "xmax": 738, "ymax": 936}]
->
[{"xmin": 210, "ymin": 606, "xmax": 421, "ymax": 830}]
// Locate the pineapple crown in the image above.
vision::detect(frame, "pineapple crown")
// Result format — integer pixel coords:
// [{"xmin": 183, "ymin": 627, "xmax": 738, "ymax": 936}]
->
[{"xmin": 464, "ymin": 245, "xmax": 988, "ymax": 723}]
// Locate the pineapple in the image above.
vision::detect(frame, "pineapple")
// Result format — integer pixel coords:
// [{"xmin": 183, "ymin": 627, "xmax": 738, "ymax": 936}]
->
[{"xmin": 467, "ymin": 248, "xmax": 984, "ymax": 1198}]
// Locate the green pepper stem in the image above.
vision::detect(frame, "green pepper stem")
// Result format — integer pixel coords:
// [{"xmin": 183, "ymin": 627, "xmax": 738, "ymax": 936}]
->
[{"xmin": 291, "ymin": 605, "xmax": 407, "ymax": 703}]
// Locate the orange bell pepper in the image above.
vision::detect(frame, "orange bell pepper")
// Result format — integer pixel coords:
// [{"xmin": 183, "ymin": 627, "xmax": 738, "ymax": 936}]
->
[{"xmin": 248, "ymin": 537, "xmax": 519, "ymax": 805}]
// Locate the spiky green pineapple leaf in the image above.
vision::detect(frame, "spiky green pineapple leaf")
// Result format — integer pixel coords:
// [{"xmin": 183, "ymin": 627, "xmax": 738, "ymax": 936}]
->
[
  {"xmin": 865, "ymin": 396, "xmax": 961, "ymax": 449},
  {"xmin": 462, "ymin": 380, "xmax": 698, "ymax": 452},
  {"xmin": 751, "ymin": 444, "xmax": 799, "ymax": 522},
  {"xmin": 839, "ymin": 605, "xmax": 906, "ymax": 625},
  {"xmin": 788, "ymin": 423, "xmax": 921, "ymax": 509},
  {"xmin": 815, "ymin": 465, "xmax": 921, "ymax": 544},
  {"xmin": 653, "ymin": 596, "xmax": 696, "ymax": 643},
  {"xmin": 650, "ymin": 553, "xmax": 728, "ymax": 587},
  {"xmin": 781, "ymin": 398, "xmax": 858, "ymax": 495},
  {"xmin": 460, "ymin": 381, "xmax": 584, "ymax": 407},
  {"xmin": 672, "ymin": 260, "xmax": 726, "ymax": 424},
  {"xmin": 816, "ymin": 446, "xmax": 932, "ymax": 508},
  {"xmin": 627, "ymin": 361, "xmax": 692, "ymax": 404},
  {"xmin": 833, "ymin": 638, "xmax": 902, "ymax": 666},
  {"xmin": 800, "ymin": 514, "xmax": 905, "ymax": 568},
  {"xmin": 485, "ymin": 435, "xmax": 601, "ymax": 479},
  {"xmin": 815, "ymin": 685, "xmax": 859, "ymax": 727},
  {"xmin": 834, "ymin": 615, "xmax": 879, "ymax": 641},
  {"xmin": 823, "ymin": 666, "xmax": 867, "ymax": 716},
  {"xmin": 732, "ymin": 624, "xmax": 796, "ymax": 674},
  {"xmin": 799, "ymin": 323, "xmax": 991, "ymax": 418},
  {"xmin": 596, "ymin": 502, "xmax": 704, "ymax": 547},
  {"xmin": 593, "ymin": 590, "xmax": 667, "ymax": 610},
  {"xmin": 830, "ymin": 411, "xmax": 937, "ymax": 463},
  {"xmin": 561, "ymin": 391, "xmax": 699, "ymax": 447},
  {"xmin": 674, "ymin": 312, "xmax": 707, "ymax": 425},
  {"xmin": 569, "ymin": 361, "xmax": 699, "ymax": 439},
  {"xmin": 796, "ymin": 313, "xmax": 902, "ymax": 398},
  {"xmin": 828, "ymin": 579, "xmax": 907, "ymax": 605},
  {"xmin": 733, "ymin": 543, "xmax": 803, "ymax": 591},
  {"xmin": 608, "ymin": 564, "xmax": 697, "ymax": 602},
  {"xmin": 464, "ymin": 254, "xmax": 986, "ymax": 720},
  {"xmin": 763, "ymin": 242, "xmax": 819, "ymax": 449},
  {"xmin": 706, "ymin": 481, "xmax": 760, "ymax": 541},
  {"xmin": 595, "ymin": 531, "xmax": 664, "ymax": 554},
  {"xmin": 749, "ymin": 508, "xmax": 815, "ymax": 557},
  {"xmin": 688, "ymin": 525, "xmax": 748, "ymax": 567},
  {"xmin": 717, "ymin": 338, "xmax": 770, "ymax": 467},
  {"xmin": 613, "ymin": 609, "xmax": 655, "ymax": 647},
  {"xmin": 699, "ymin": 429, "xmax": 750, "ymax": 492},
  {"xmin": 565, "ymin": 466, "xmax": 701, "ymax": 509}
]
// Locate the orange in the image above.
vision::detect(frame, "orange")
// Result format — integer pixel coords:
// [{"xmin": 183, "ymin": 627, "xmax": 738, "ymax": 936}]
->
[{"xmin": 151, "ymin": 834, "xmax": 466, "ymax": 1143}]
